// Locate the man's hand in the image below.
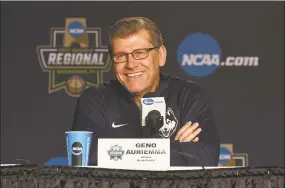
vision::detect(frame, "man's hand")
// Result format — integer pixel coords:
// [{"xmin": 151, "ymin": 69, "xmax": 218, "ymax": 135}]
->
[{"xmin": 174, "ymin": 121, "xmax": 202, "ymax": 142}]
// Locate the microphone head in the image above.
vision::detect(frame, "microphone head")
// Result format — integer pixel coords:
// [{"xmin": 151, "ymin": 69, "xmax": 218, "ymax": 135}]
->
[
  {"xmin": 140, "ymin": 97, "xmax": 166, "ymax": 129},
  {"xmin": 147, "ymin": 110, "xmax": 161, "ymax": 117},
  {"xmin": 145, "ymin": 110, "xmax": 164, "ymax": 130}
]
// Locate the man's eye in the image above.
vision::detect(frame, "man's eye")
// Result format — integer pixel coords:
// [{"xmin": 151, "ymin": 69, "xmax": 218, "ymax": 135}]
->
[
  {"xmin": 116, "ymin": 54, "xmax": 125, "ymax": 59},
  {"xmin": 134, "ymin": 50, "xmax": 145, "ymax": 55},
  {"xmin": 135, "ymin": 50, "xmax": 144, "ymax": 54}
]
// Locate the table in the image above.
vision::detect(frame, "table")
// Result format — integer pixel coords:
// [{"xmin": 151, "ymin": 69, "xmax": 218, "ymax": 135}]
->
[{"xmin": 1, "ymin": 165, "xmax": 284, "ymax": 188}]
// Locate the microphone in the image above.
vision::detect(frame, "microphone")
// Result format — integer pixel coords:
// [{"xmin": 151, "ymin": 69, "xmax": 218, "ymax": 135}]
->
[
  {"xmin": 141, "ymin": 97, "xmax": 166, "ymax": 137},
  {"xmin": 145, "ymin": 110, "xmax": 164, "ymax": 138}
]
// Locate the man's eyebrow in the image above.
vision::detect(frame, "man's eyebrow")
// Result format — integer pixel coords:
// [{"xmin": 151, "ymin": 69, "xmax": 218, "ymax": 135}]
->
[
  {"xmin": 113, "ymin": 51, "xmax": 127, "ymax": 56},
  {"xmin": 113, "ymin": 48, "xmax": 147, "ymax": 56}
]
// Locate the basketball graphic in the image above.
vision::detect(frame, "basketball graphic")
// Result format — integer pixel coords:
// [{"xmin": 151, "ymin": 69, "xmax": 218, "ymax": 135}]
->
[{"xmin": 66, "ymin": 75, "xmax": 86, "ymax": 96}]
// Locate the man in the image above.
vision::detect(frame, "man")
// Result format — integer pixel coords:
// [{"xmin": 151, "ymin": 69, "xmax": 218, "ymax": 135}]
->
[{"xmin": 72, "ymin": 17, "xmax": 220, "ymax": 166}]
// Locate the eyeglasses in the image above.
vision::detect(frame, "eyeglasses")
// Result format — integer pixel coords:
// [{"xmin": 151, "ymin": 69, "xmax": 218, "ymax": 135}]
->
[{"xmin": 113, "ymin": 46, "xmax": 161, "ymax": 63}]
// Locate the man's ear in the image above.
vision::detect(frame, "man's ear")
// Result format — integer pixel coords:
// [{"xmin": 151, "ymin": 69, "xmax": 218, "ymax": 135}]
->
[{"xmin": 158, "ymin": 45, "xmax": 167, "ymax": 67}]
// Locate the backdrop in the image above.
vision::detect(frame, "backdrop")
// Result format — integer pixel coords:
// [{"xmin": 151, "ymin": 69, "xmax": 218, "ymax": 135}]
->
[{"xmin": 1, "ymin": 1, "xmax": 284, "ymax": 167}]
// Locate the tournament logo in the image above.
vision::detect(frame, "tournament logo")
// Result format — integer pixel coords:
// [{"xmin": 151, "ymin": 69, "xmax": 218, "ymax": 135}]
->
[
  {"xmin": 108, "ymin": 145, "xmax": 124, "ymax": 161},
  {"xmin": 177, "ymin": 33, "xmax": 259, "ymax": 77},
  {"xmin": 37, "ymin": 18, "xmax": 111, "ymax": 97}
]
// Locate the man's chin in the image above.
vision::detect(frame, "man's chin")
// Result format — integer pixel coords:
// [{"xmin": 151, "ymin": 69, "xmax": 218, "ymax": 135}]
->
[
  {"xmin": 128, "ymin": 89, "xmax": 143, "ymax": 96},
  {"xmin": 124, "ymin": 86, "xmax": 144, "ymax": 95}
]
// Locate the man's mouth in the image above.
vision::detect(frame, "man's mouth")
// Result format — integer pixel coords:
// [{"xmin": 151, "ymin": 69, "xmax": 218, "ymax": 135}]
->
[{"xmin": 126, "ymin": 72, "xmax": 144, "ymax": 78}]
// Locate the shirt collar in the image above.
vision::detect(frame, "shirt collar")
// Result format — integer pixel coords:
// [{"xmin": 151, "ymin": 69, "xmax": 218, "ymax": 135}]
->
[{"xmin": 142, "ymin": 72, "xmax": 168, "ymax": 98}]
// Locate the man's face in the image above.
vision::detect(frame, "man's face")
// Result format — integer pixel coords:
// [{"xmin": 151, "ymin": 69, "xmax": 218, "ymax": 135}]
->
[{"xmin": 112, "ymin": 30, "xmax": 166, "ymax": 95}]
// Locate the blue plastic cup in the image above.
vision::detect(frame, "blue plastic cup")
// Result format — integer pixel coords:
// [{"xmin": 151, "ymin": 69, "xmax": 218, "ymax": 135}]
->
[{"xmin": 65, "ymin": 131, "xmax": 93, "ymax": 166}]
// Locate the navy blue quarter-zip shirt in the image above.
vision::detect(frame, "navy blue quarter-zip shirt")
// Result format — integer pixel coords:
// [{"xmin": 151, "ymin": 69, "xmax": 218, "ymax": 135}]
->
[{"xmin": 72, "ymin": 73, "xmax": 220, "ymax": 166}]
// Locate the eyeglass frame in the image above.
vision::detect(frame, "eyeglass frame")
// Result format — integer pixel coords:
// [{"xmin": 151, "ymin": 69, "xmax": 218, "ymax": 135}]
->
[{"xmin": 112, "ymin": 46, "xmax": 161, "ymax": 63}]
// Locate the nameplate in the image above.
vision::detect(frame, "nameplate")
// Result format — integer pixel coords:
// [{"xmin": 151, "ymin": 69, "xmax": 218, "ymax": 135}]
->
[{"xmin": 97, "ymin": 138, "xmax": 170, "ymax": 170}]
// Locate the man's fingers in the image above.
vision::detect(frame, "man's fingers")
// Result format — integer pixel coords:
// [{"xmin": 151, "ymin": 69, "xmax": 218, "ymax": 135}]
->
[
  {"xmin": 178, "ymin": 122, "xmax": 199, "ymax": 141},
  {"xmin": 181, "ymin": 127, "xmax": 202, "ymax": 142},
  {"xmin": 192, "ymin": 137, "xmax": 199, "ymax": 142},
  {"xmin": 174, "ymin": 121, "xmax": 192, "ymax": 140}
]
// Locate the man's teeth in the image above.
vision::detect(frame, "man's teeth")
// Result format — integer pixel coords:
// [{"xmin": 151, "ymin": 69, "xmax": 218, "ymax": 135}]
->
[{"xmin": 127, "ymin": 72, "xmax": 143, "ymax": 77}]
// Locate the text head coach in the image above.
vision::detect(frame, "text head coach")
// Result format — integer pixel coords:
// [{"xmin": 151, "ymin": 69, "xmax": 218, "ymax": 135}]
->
[{"xmin": 72, "ymin": 16, "xmax": 220, "ymax": 166}]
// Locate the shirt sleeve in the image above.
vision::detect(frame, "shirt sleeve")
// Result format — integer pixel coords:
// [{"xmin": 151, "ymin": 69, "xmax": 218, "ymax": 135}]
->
[
  {"xmin": 172, "ymin": 82, "xmax": 220, "ymax": 167},
  {"xmin": 72, "ymin": 86, "xmax": 108, "ymax": 165}
]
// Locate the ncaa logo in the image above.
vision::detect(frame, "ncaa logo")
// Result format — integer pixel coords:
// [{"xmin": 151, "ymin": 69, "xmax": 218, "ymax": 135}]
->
[
  {"xmin": 68, "ymin": 21, "xmax": 84, "ymax": 38},
  {"xmin": 72, "ymin": 142, "xmax": 83, "ymax": 155},
  {"xmin": 143, "ymin": 99, "xmax": 154, "ymax": 105},
  {"xmin": 177, "ymin": 33, "xmax": 221, "ymax": 77},
  {"xmin": 177, "ymin": 33, "xmax": 259, "ymax": 77},
  {"xmin": 219, "ymin": 146, "xmax": 231, "ymax": 164}
]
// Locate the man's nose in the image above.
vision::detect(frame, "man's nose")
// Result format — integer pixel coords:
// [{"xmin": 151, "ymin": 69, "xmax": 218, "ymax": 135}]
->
[{"xmin": 125, "ymin": 54, "xmax": 139, "ymax": 69}]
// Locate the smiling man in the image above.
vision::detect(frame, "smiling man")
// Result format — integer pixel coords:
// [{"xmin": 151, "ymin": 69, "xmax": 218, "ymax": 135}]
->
[{"xmin": 72, "ymin": 17, "xmax": 220, "ymax": 166}]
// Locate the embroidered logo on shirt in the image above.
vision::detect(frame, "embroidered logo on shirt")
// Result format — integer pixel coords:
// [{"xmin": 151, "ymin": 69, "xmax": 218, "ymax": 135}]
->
[
  {"xmin": 112, "ymin": 122, "xmax": 128, "ymax": 128},
  {"xmin": 159, "ymin": 107, "xmax": 178, "ymax": 138}
]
